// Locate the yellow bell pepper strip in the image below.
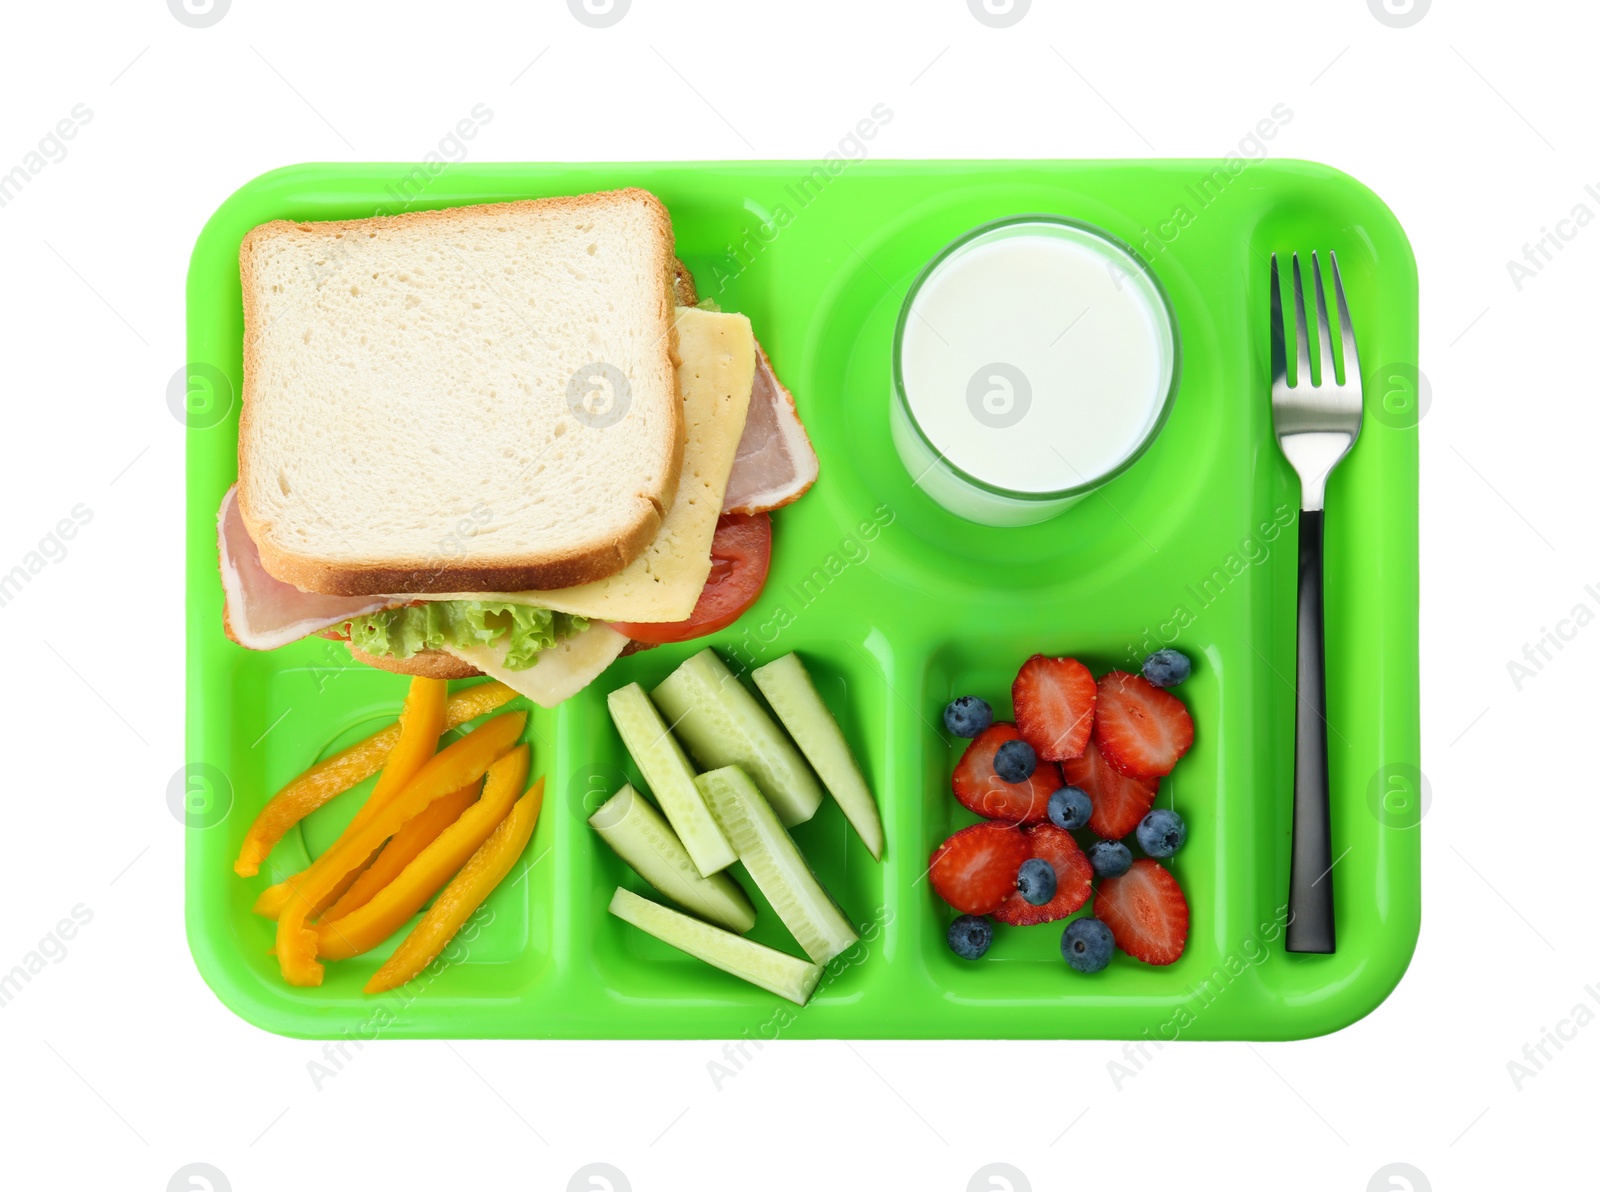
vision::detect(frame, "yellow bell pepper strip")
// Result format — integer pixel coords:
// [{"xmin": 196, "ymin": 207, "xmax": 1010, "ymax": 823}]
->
[
  {"xmin": 311, "ymin": 858, "xmax": 374, "ymax": 918},
  {"xmin": 254, "ymin": 865, "xmax": 339, "ymax": 919},
  {"xmin": 249, "ymin": 675, "xmax": 448, "ymax": 915},
  {"xmin": 318, "ymin": 777, "xmax": 485, "ymax": 925},
  {"xmin": 254, "ymin": 842, "xmax": 391, "ymax": 920},
  {"xmin": 365, "ymin": 776, "xmax": 545, "ymax": 994},
  {"xmin": 274, "ymin": 710, "xmax": 527, "ymax": 986},
  {"xmin": 234, "ymin": 680, "xmax": 516, "ymax": 877},
  {"xmin": 316, "ymin": 749, "xmax": 529, "ymax": 960}
]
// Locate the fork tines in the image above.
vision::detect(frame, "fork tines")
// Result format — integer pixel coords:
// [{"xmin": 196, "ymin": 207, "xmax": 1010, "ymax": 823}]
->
[{"xmin": 1270, "ymin": 250, "xmax": 1358, "ymax": 393}]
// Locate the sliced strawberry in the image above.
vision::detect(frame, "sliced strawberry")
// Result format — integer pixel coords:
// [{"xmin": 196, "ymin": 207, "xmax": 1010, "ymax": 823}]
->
[
  {"xmin": 952, "ymin": 723, "xmax": 1061, "ymax": 824},
  {"xmin": 928, "ymin": 822, "xmax": 1031, "ymax": 916},
  {"xmin": 1012, "ymin": 654, "xmax": 1098, "ymax": 761},
  {"xmin": 1063, "ymin": 737, "xmax": 1157, "ymax": 840},
  {"xmin": 1096, "ymin": 858, "xmax": 1189, "ymax": 965},
  {"xmin": 1092, "ymin": 670, "xmax": 1195, "ymax": 779},
  {"xmin": 992, "ymin": 823, "xmax": 1094, "ymax": 926}
]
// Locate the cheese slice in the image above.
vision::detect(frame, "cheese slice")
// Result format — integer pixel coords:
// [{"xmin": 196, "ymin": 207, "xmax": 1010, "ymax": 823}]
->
[
  {"xmin": 399, "ymin": 308, "xmax": 757, "ymax": 622},
  {"xmin": 440, "ymin": 623, "xmax": 631, "ymax": 708}
]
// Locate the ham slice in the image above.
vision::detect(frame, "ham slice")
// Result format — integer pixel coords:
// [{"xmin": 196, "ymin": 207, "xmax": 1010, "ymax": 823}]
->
[
  {"xmin": 721, "ymin": 343, "xmax": 818, "ymax": 516},
  {"xmin": 218, "ymin": 485, "xmax": 395, "ymax": 650}
]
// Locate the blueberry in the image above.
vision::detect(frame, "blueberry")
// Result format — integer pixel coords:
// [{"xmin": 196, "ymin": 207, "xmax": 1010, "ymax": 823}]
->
[
  {"xmin": 943, "ymin": 695, "xmax": 993, "ymax": 738},
  {"xmin": 1061, "ymin": 917, "xmax": 1115, "ymax": 973},
  {"xmin": 1047, "ymin": 785, "xmax": 1093, "ymax": 831},
  {"xmin": 1142, "ymin": 649, "xmax": 1192, "ymax": 688},
  {"xmin": 1016, "ymin": 857, "xmax": 1057, "ymax": 906},
  {"xmin": 1136, "ymin": 808, "xmax": 1187, "ymax": 858},
  {"xmin": 994, "ymin": 738, "xmax": 1037, "ymax": 783},
  {"xmin": 1087, "ymin": 839, "xmax": 1132, "ymax": 879},
  {"xmin": 947, "ymin": 914, "xmax": 993, "ymax": 960}
]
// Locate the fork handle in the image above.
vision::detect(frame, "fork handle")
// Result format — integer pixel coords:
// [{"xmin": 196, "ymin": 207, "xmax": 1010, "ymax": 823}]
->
[{"xmin": 1286, "ymin": 508, "xmax": 1336, "ymax": 953}]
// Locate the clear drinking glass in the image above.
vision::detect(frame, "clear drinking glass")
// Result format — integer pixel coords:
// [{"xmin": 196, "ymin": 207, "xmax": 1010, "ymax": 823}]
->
[{"xmin": 891, "ymin": 216, "xmax": 1181, "ymax": 527}]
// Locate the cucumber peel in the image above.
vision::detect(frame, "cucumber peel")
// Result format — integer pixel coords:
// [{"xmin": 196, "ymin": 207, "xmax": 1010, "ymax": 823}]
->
[
  {"xmin": 608, "ymin": 887, "xmax": 822, "ymax": 1006},
  {"xmin": 607, "ymin": 682, "xmax": 735, "ymax": 876},
  {"xmin": 752, "ymin": 653, "xmax": 885, "ymax": 860},
  {"xmin": 651, "ymin": 648, "xmax": 824, "ymax": 826},
  {"xmin": 589, "ymin": 785, "xmax": 756, "ymax": 933},
  {"xmin": 696, "ymin": 765, "xmax": 859, "ymax": 965}
]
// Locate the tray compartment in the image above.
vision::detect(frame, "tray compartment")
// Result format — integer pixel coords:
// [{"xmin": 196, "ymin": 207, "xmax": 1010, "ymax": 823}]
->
[
  {"xmin": 573, "ymin": 636, "xmax": 896, "ymax": 1011},
  {"xmin": 212, "ymin": 656, "xmax": 557, "ymax": 1013}
]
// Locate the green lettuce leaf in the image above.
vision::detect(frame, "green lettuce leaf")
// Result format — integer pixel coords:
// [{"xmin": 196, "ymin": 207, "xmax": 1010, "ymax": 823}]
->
[{"xmin": 344, "ymin": 602, "xmax": 588, "ymax": 671}]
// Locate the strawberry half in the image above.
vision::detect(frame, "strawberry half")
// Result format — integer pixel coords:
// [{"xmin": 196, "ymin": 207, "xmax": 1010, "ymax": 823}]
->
[
  {"xmin": 1092, "ymin": 670, "xmax": 1195, "ymax": 779},
  {"xmin": 1063, "ymin": 737, "xmax": 1158, "ymax": 840},
  {"xmin": 1095, "ymin": 858, "xmax": 1189, "ymax": 965},
  {"xmin": 991, "ymin": 823, "xmax": 1094, "ymax": 926},
  {"xmin": 928, "ymin": 822, "xmax": 1031, "ymax": 916},
  {"xmin": 952, "ymin": 723, "xmax": 1060, "ymax": 824},
  {"xmin": 1012, "ymin": 654, "xmax": 1098, "ymax": 761}
]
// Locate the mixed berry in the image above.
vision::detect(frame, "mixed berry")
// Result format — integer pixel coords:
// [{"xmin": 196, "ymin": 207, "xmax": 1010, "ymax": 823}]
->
[{"xmin": 935, "ymin": 650, "xmax": 1195, "ymax": 973}]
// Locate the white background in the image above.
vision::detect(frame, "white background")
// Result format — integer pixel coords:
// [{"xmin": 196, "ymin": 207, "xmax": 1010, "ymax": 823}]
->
[{"xmin": 0, "ymin": 1, "xmax": 1591, "ymax": 1189}]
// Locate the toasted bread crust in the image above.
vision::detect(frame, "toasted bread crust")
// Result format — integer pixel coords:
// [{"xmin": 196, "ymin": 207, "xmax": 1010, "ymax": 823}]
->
[
  {"xmin": 346, "ymin": 644, "xmax": 482, "ymax": 679},
  {"xmin": 238, "ymin": 189, "xmax": 682, "ymax": 597},
  {"xmin": 249, "ymin": 519, "xmax": 667, "ymax": 596},
  {"xmin": 672, "ymin": 258, "xmax": 698, "ymax": 306}
]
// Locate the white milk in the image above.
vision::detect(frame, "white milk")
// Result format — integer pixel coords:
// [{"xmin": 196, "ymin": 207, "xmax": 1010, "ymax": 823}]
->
[{"xmin": 891, "ymin": 219, "xmax": 1177, "ymax": 526}]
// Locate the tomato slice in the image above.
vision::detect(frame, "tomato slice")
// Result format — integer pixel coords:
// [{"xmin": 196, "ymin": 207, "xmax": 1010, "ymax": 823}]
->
[{"xmin": 609, "ymin": 513, "xmax": 772, "ymax": 645}]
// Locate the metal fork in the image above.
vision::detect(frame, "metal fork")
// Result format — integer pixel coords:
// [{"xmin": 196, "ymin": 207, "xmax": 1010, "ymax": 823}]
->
[{"xmin": 1270, "ymin": 251, "xmax": 1362, "ymax": 954}]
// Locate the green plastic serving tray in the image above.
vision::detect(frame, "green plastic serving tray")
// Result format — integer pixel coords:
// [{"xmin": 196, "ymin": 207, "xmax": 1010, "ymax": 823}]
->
[{"xmin": 185, "ymin": 160, "xmax": 1420, "ymax": 1040}]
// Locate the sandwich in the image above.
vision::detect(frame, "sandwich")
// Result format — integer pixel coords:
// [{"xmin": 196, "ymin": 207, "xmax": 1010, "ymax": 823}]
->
[{"xmin": 219, "ymin": 188, "xmax": 818, "ymax": 704}]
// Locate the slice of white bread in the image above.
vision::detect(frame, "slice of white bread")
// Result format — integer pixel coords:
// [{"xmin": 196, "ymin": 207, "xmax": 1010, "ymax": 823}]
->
[
  {"xmin": 388, "ymin": 308, "xmax": 757, "ymax": 622},
  {"xmin": 322, "ymin": 255, "xmax": 714, "ymax": 680},
  {"xmin": 238, "ymin": 189, "xmax": 683, "ymax": 596},
  {"xmin": 329, "ymin": 259, "xmax": 704, "ymax": 680},
  {"xmin": 347, "ymin": 643, "xmax": 481, "ymax": 680}
]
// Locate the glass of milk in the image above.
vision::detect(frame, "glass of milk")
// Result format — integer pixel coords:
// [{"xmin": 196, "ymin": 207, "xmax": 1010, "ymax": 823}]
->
[{"xmin": 891, "ymin": 216, "xmax": 1180, "ymax": 527}]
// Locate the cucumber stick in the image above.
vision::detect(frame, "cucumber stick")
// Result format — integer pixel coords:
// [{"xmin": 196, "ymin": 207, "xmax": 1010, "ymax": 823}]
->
[
  {"xmin": 752, "ymin": 653, "xmax": 885, "ymax": 860},
  {"xmin": 589, "ymin": 785, "xmax": 757, "ymax": 934},
  {"xmin": 651, "ymin": 648, "xmax": 824, "ymax": 826},
  {"xmin": 607, "ymin": 682, "xmax": 735, "ymax": 876},
  {"xmin": 696, "ymin": 766, "xmax": 858, "ymax": 965},
  {"xmin": 609, "ymin": 887, "xmax": 822, "ymax": 1006}
]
